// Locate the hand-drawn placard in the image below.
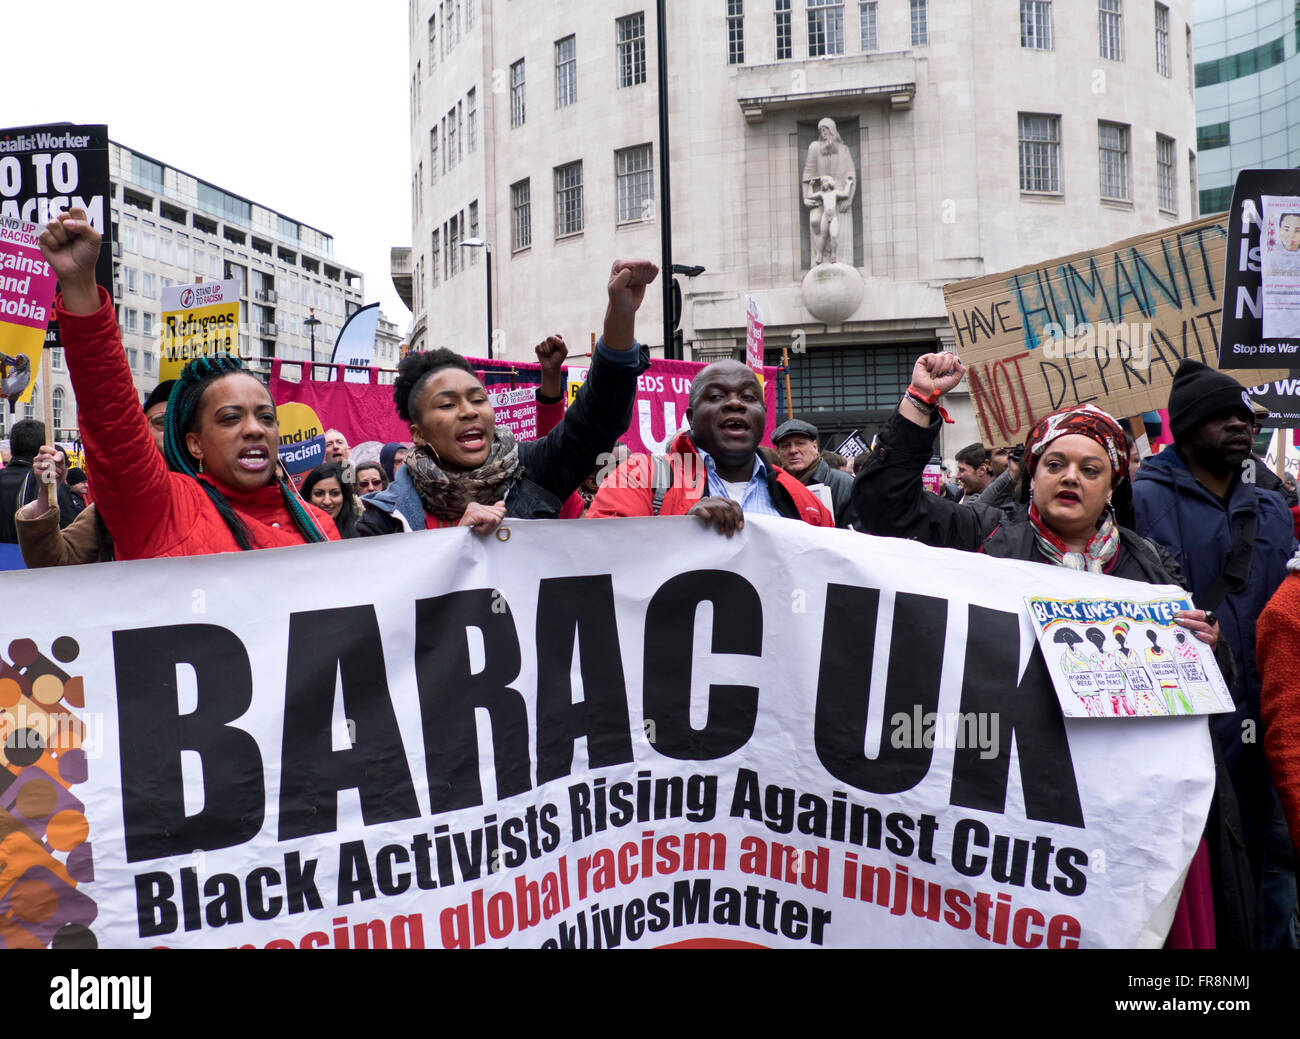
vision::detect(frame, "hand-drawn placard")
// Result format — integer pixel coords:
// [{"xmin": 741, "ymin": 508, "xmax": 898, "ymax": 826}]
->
[{"xmin": 943, "ymin": 215, "xmax": 1289, "ymax": 448}]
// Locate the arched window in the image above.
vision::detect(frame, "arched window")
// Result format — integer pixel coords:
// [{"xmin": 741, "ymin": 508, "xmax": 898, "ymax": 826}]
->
[{"xmin": 53, "ymin": 387, "xmax": 64, "ymax": 440}]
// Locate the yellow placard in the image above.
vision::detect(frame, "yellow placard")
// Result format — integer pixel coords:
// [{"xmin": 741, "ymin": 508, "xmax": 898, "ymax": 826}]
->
[{"xmin": 159, "ymin": 300, "xmax": 239, "ymax": 380}]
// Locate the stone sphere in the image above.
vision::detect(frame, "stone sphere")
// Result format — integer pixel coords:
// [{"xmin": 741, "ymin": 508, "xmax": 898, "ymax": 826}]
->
[{"xmin": 800, "ymin": 263, "xmax": 865, "ymax": 325}]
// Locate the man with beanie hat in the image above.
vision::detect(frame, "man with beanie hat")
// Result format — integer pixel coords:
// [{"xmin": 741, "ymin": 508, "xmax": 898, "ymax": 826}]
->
[{"xmin": 1134, "ymin": 358, "xmax": 1299, "ymax": 947}]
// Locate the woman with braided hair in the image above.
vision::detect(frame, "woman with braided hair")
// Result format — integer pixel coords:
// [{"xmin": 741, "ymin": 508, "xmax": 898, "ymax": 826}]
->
[{"xmin": 39, "ymin": 208, "xmax": 339, "ymax": 558}]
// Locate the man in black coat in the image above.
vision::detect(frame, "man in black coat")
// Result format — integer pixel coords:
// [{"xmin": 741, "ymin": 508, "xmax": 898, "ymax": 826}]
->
[
  {"xmin": 1, "ymin": 419, "xmax": 77, "ymax": 543},
  {"xmin": 772, "ymin": 418, "xmax": 857, "ymax": 529}
]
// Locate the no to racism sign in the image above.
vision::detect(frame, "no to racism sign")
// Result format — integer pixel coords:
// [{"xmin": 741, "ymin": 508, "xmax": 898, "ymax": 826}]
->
[{"xmin": 2, "ymin": 519, "xmax": 1213, "ymax": 948}]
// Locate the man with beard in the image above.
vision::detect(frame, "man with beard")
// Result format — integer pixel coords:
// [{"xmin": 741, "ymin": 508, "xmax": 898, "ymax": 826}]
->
[
  {"xmin": 586, "ymin": 360, "xmax": 832, "ymax": 533},
  {"xmin": 1134, "ymin": 358, "xmax": 1299, "ymax": 947}
]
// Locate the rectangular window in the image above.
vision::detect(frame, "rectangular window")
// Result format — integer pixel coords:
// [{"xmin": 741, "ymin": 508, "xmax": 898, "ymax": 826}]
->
[
  {"xmin": 1098, "ymin": 121, "xmax": 1130, "ymax": 200},
  {"xmin": 1197, "ymin": 121, "xmax": 1229, "ymax": 151},
  {"xmin": 1188, "ymin": 150, "xmax": 1197, "ymax": 217},
  {"xmin": 457, "ymin": 101, "xmax": 464, "ymax": 162},
  {"xmin": 808, "ymin": 0, "xmax": 844, "ymax": 56},
  {"xmin": 468, "ymin": 201, "xmax": 480, "ymax": 264},
  {"xmin": 429, "ymin": 14, "xmax": 437, "ymax": 67},
  {"xmin": 51, "ymin": 347, "xmax": 62, "ymax": 370},
  {"xmin": 1099, "ymin": 0, "xmax": 1123, "ymax": 61},
  {"xmin": 910, "ymin": 0, "xmax": 928, "ymax": 45},
  {"xmin": 142, "ymin": 232, "xmax": 156, "ymax": 260},
  {"xmin": 860, "ymin": 2, "xmax": 877, "ymax": 51},
  {"xmin": 555, "ymin": 161, "xmax": 584, "ymax": 236},
  {"xmin": 512, "ymin": 179, "xmax": 533, "ymax": 251},
  {"xmin": 123, "ymin": 225, "xmax": 138, "ymax": 253},
  {"xmin": 616, "ymin": 144, "xmax": 654, "ymax": 222},
  {"xmin": 465, "ymin": 0, "xmax": 474, "ymax": 30},
  {"xmin": 142, "ymin": 272, "xmax": 155, "ymax": 299},
  {"xmin": 124, "ymin": 309, "xmax": 138, "ymax": 334},
  {"xmin": 448, "ymin": 107, "xmax": 458, "ymax": 166},
  {"xmin": 511, "ymin": 59, "xmax": 526, "ymax": 126},
  {"xmin": 143, "ymin": 312, "xmax": 155, "ymax": 336},
  {"xmin": 467, "ymin": 88, "xmax": 477, "ymax": 153},
  {"xmin": 727, "ymin": 0, "xmax": 745, "ymax": 65},
  {"xmin": 449, "ymin": 213, "xmax": 462, "ymax": 275},
  {"xmin": 441, "ymin": 118, "xmax": 448, "ymax": 174},
  {"xmin": 1018, "ymin": 113, "xmax": 1061, "ymax": 193},
  {"xmin": 776, "ymin": 0, "xmax": 792, "ymax": 59},
  {"xmin": 1155, "ymin": 2, "xmax": 1170, "ymax": 76},
  {"xmin": 556, "ymin": 35, "xmax": 577, "ymax": 107},
  {"xmin": 1020, "ymin": 1, "xmax": 1052, "ymax": 50},
  {"xmin": 125, "ymin": 267, "xmax": 138, "ymax": 294},
  {"xmin": 431, "ymin": 128, "xmax": 439, "ymax": 182},
  {"xmin": 617, "ymin": 13, "xmax": 647, "ymax": 87},
  {"xmin": 1156, "ymin": 133, "xmax": 1176, "ymax": 212}
]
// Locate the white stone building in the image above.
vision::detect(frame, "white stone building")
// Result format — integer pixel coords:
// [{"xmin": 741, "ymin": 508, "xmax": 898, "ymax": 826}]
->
[
  {"xmin": 1, "ymin": 141, "xmax": 377, "ymax": 446},
  {"xmin": 396, "ymin": 0, "xmax": 1199, "ymax": 452}
]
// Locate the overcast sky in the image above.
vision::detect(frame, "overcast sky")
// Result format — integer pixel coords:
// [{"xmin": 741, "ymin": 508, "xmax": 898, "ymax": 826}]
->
[{"xmin": 6, "ymin": 0, "xmax": 413, "ymax": 327}]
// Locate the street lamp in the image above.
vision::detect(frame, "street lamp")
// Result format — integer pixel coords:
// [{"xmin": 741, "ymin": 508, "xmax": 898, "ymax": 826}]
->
[
  {"xmin": 461, "ymin": 238, "xmax": 493, "ymax": 359},
  {"xmin": 304, "ymin": 308, "xmax": 321, "ymax": 378}
]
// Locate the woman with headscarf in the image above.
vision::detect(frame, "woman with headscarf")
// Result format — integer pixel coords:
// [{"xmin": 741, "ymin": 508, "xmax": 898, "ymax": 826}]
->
[
  {"xmin": 39, "ymin": 208, "xmax": 338, "ymax": 558},
  {"xmin": 853, "ymin": 350, "xmax": 1251, "ymax": 948},
  {"xmin": 358, "ymin": 260, "xmax": 657, "ymax": 537}
]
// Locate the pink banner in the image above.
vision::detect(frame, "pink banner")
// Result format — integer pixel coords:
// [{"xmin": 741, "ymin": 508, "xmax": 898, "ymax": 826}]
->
[{"xmin": 270, "ymin": 357, "xmax": 783, "ymax": 454}]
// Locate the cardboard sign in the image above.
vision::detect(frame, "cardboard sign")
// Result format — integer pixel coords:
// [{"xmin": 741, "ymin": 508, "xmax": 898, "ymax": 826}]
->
[
  {"xmin": 159, "ymin": 280, "xmax": 240, "ymax": 380},
  {"xmin": 943, "ymin": 215, "xmax": 1288, "ymax": 448}
]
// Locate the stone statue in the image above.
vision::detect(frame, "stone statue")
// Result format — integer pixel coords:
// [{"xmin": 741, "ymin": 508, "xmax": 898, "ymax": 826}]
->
[{"xmin": 802, "ymin": 118, "xmax": 857, "ymax": 266}]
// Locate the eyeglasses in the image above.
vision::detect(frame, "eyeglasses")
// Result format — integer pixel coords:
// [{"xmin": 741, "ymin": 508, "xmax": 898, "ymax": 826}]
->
[{"xmin": 357, "ymin": 477, "xmax": 384, "ymax": 492}]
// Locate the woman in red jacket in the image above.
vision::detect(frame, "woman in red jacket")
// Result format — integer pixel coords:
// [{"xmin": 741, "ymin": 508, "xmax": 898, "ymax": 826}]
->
[{"xmin": 40, "ymin": 208, "xmax": 338, "ymax": 558}]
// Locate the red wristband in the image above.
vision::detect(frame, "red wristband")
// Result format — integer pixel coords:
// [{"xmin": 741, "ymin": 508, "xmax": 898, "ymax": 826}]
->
[{"xmin": 907, "ymin": 386, "xmax": 953, "ymax": 424}]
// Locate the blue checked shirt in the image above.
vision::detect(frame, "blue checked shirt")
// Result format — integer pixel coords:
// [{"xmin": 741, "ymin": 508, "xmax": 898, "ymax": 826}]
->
[{"xmin": 696, "ymin": 448, "xmax": 784, "ymax": 518}]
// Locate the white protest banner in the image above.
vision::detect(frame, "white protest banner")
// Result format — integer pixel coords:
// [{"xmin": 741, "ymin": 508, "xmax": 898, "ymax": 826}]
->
[
  {"xmin": 2, "ymin": 519, "xmax": 1213, "ymax": 949},
  {"xmin": 1026, "ymin": 595, "xmax": 1234, "ymax": 719}
]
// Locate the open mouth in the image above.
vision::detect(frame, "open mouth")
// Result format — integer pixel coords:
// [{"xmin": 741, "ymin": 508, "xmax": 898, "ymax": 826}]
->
[
  {"xmin": 720, "ymin": 418, "xmax": 751, "ymax": 437},
  {"xmin": 1055, "ymin": 490, "xmax": 1081, "ymax": 504},
  {"xmin": 457, "ymin": 428, "xmax": 488, "ymax": 450},
  {"xmin": 237, "ymin": 446, "xmax": 270, "ymax": 472}
]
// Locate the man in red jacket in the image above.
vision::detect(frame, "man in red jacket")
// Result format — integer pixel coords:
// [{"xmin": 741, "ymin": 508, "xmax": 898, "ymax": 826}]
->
[{"xmin": 586, "ymin": 359, "xmax": 832, "ymax": 533}]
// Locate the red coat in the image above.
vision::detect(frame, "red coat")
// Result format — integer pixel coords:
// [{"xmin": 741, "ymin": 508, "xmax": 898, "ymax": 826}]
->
[
  {"xmin": 585, "ymin": 430, "xmax": 834, "ymax": 526},
  {"xmin": 56, "ymin": 289, "xmax": 339, "ymax": 559},
  {"xmin": 1259, "ymin": 563, "xmax": 1300, "ymax": 849}
]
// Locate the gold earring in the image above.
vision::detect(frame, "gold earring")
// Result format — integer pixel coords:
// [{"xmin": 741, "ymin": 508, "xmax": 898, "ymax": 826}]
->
[{"xmin": 198, "ymin": 458, "xmax": 204, "ymax": 474}]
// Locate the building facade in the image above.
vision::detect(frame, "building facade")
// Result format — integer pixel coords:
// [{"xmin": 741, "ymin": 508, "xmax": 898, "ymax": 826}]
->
[
  {"xmin": 397, "ymin": 0, "xmax": 1199, "ymax": 452},
  {"xmin": 1, "ymin": 142, "xmax": 372, "ymax": 445},
  {"xmin": 1193, "ymin": 0, "xmax": 1300, "ymax": 215}
]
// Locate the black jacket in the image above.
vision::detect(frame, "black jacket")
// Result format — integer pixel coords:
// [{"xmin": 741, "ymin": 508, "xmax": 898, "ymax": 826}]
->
[
  {"xmin": 855, "ymin": 410, "xmax": 1257, "ymax": 947},
  {"xmin": 0, "ymin": 458, "xmax": 78, "ymax": 544},
  {"xmin": 358, "ymin": 343, "xmax": 650, "ymax": 534}
]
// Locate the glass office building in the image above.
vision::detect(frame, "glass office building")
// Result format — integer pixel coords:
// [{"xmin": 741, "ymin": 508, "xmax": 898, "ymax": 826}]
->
[{"xmin": 1193, "ymin": 0, "xmax": 1300, "ymax": 213}]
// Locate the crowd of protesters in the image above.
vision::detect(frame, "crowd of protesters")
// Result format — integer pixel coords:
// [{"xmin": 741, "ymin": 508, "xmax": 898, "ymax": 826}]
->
[{"xmin": 4, "ymin": 206, "xmax": 1300, "ymax": 950}]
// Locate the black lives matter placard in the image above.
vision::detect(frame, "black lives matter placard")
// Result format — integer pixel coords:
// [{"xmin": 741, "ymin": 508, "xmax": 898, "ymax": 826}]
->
[
  {"xmin": 0, "ymin": 123, "xmax": 113, "ymax": 347},
  {"xmin": 1, "ymin": 519, "xmax": 1215, "ymax": 949}
]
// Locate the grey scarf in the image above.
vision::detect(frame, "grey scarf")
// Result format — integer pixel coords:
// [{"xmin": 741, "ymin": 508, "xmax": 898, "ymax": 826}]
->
[{"xmin": 403, "ymin": 430, "xmax": 523, "ymax": 523}]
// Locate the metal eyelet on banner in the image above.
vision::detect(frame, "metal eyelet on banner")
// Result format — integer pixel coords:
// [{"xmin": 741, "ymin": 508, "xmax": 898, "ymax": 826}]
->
[{"xmin": 496, "ymin": 525, "xmax": 512, "ymax": 543}]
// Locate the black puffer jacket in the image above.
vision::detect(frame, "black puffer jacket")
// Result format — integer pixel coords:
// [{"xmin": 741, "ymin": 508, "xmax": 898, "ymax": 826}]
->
[{"xmin": 854, "ymin": 409, "xmax": 1256, "ymax": 948}]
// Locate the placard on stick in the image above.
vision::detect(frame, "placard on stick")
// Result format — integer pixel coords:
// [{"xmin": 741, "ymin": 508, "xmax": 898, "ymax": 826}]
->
[{"xmin": 943, "ymin": 214, "xmax": 1289, "ymax": 448}]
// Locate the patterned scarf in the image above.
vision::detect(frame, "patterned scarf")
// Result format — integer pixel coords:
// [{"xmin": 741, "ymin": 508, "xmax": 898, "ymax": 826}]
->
[
  {"xmin": 1028, "ymin": 502, "xmax": 1120, "ymax": 574},
  {"xmin": 403, "ymin": 430, "xmax": 523, "ymax": 523}
]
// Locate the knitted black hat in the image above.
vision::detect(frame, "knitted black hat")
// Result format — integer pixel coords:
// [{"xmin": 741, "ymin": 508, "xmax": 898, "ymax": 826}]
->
[{"xmin": 1168, "ymin": 360, "xmax": 1254, "ymax": 444}]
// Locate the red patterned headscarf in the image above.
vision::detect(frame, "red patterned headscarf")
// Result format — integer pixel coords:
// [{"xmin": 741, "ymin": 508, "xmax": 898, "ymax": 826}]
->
[{"xmin": 1022, "ymin": 404, "xmax": 1130, "ymax": 487}]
